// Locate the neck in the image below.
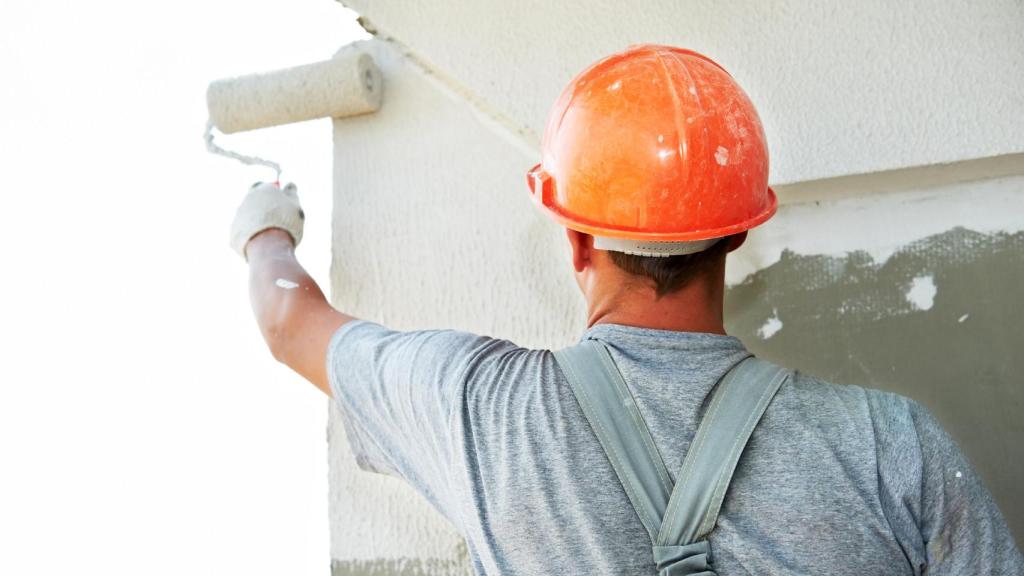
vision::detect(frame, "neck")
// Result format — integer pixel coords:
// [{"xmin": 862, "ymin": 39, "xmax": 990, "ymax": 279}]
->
[{"xmin": 585, "ymin": 270, "xmax": 727, "ymax": 335}]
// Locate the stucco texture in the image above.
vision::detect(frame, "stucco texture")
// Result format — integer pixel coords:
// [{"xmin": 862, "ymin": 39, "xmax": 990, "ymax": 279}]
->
[
  {"xmin": 326, "ymin": 10, "xmax": 1024, "ymax": 569},
  {"xmin": 327, "ymin": 40, "xmax": 582, "ymax": 572},
  {"xmin": 341, "ymin": 0, "xmax": 1024, "ymax": 186}
]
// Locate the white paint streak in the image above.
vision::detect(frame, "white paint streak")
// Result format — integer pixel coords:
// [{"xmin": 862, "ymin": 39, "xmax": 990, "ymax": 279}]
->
[
  {"xmin": 906, "ymin": 275, "xmax": 937, "ymax": 311},
  {"xmin": 715, "ymin": 146, "xmax": 729, "ymax": 166},
  {"xmin": 758, "ymin": 309, "xmax": 783, "ymax": 339},
  {"xmin": 275, "ymin": 278, "xmax": 300, "ymax": 290},
  {"xmin": 958, "ymin": 313, "xmax": 970, "ymax": 323}
]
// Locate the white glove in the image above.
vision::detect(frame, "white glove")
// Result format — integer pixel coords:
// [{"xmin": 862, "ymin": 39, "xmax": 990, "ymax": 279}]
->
[{"xmin": 229, "ymin": 181, "xmax": 305, "ymax": 259}]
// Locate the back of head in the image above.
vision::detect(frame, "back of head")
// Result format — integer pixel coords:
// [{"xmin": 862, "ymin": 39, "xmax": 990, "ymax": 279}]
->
[
  {"xmin": 608, "ymin": 236, "xmax": 735, "ymax": 298},
  {"xmin": 527, "ymin": 45, "xmax": 774, "ymax": 324}
]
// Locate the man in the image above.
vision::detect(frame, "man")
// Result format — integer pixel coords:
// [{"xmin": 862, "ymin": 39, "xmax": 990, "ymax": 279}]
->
[{"xmin": 231, "ymin": 45, "xmax": 1021, "ymax": 574}]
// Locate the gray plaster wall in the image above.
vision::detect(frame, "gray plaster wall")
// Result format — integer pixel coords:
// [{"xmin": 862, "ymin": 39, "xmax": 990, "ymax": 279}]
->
[{"xmin": 326, "ymin": 16, "xmax": 1023, "ymax": 572}]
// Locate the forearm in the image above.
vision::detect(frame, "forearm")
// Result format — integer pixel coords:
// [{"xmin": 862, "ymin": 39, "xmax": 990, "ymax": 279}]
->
[
  {"xmin": 247, "ymin": 228, "xmax": 314, "ymax": 331},
  {"xmin": 246, "ymin": 228, "xmax": 352, "ymax": 395}
]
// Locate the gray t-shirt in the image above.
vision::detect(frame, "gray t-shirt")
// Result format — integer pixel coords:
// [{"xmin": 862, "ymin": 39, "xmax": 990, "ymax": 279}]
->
[{"xmin": 327, "ymin": 320, "xmax": 1022, "ymax": 575}]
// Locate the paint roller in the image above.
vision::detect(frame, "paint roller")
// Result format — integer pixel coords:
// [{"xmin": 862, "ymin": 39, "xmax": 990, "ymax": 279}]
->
[{"xmin": 204, "ymin": 48, "xmax": 382, "ymax": 179}]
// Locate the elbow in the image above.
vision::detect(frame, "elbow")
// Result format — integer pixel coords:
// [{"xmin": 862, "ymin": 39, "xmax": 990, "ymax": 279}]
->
[
  {"xmin": 256, "ymin": 296, "xmax": 298, "ymax": 365},
  {"xmin": 263, "ymin": 323, "xmax": 290, "ymax": 364},
  {"xmin": 260, "ymin": 310, "xmax": 299, "ymax": 366}
]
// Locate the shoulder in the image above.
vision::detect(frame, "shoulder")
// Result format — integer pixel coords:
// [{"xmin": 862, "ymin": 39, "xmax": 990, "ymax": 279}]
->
[
  {"xmin": 768, "ymin": 368, "xmax": 958, "ymax": 486},
  {"xmin": 771, "ymin": 367, "xmax": 926, "ymax": 427},
  {"xmin": 766, "ymin": 368, "xmax": 876, "ymax": 429},
  {"xmin": 329, "ymin": 320, "xmax": 524, "ymax": 369},
  {"xmin": 763, "ymin": 368, "xmax": 941, "ymax": 463},
  {"xmin": 760, "ymin": 367, "xmax": 1022, "ymax": 571}
]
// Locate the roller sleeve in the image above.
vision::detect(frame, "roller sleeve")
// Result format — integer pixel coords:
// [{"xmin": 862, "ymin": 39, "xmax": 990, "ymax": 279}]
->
[{"xmin": 206, "ymin": 50, "xmax": 382, "ymax": 134}]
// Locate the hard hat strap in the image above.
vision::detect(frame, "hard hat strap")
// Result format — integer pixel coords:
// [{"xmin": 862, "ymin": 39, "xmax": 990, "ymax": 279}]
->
[{"xmin": 593, "ymin": 236, "xmax": 720, "ymax": 257}]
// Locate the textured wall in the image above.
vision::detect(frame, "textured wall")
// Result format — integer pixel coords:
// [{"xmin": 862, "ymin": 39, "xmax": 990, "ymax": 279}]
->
[
  {"xmin": 327, "ymin": 40, "xmax": 583, "ymax": 574},
  {"xmin": 327, "ymin": 7, "xmax": 1024, "ymax": 570},
  {"xmin": 342, "ymin": 0, "xmax": 1024, "ymax": 185}
]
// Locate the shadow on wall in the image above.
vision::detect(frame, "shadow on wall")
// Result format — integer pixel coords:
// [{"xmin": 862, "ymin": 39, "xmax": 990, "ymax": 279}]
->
[{"xmin": 726, "ymin": 227, "xmax": 1024, "ymax": 544}]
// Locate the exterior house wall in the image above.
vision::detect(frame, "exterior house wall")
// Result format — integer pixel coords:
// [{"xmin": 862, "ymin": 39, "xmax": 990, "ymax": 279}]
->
[
  {"xmin": 342, "ymin": 0, "xmax": 1024, "ymax": 185},
  {"xmin": 327, "ymin": 2, "xmax": 1024, "ymax": 572}
]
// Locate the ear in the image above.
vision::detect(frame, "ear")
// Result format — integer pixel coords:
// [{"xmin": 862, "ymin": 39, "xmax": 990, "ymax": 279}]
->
[
  {"xmin": 565, "ymin": 228, "xmax": 593, "ymax": 273},
  {"xmin": 726, "ymin": 231, "xmax": 748, "ymax": 253}
]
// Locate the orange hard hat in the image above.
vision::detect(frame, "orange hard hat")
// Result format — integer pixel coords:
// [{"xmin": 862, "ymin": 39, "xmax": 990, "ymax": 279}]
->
[{"xmin": 527, "ymin": 45, "xmax": 776, "ymax": 256}]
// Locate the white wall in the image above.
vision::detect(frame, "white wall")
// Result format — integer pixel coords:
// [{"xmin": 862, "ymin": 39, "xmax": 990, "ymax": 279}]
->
[
  {"xmin": 326, "ymin": 1, "xmax": 1024, "ymax": 571},
  {"xmin": 342, "ymin": 0, "xmax": 1024, "ymax": 186}
]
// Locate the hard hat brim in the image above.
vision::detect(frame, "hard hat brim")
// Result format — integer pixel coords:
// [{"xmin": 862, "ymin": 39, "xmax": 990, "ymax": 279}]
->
[{"xmin": 528, "ymin": 163, "xmax": 777, "ymax": 242}]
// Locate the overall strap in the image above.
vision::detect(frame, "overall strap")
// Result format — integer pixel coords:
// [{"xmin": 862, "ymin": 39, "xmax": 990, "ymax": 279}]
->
[
  {"xmin": 653, "ymin": 357, "xmax": 789, "ymax": 574},
  {"xmin": 553, "ymin": 340, "xmax": 674, "ymax": 541},
  {"xmin": 554, "ymin": 340, "xmax": 790, "ymax": 576}
]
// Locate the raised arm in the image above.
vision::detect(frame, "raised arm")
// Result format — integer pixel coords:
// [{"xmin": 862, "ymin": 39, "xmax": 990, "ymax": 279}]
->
[{"xmin": 231, "ymin": 182, "xmax": 354, "ymax": 396}]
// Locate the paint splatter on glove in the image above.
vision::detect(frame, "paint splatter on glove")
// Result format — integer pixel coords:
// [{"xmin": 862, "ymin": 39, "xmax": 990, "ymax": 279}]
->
[{"xmin": 229, "ymin": 181, "xmax": 305, "ymax": 259}]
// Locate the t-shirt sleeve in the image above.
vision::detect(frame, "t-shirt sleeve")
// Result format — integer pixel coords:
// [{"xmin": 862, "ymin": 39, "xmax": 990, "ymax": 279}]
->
[
  {"xmin": 869, "ymin": 391, "xmax": 1023, "ymax": 575},
  {"xmin": 326, "ymin": 319, "xmax": 517, "ymax": 521}
]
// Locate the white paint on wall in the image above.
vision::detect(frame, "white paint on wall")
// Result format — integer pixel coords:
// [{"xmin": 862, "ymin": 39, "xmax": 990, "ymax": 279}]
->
[
  {"xmin": 342, "ymin": 0, "xmax": 1024, "ymax": 186},
  {"xmin": 906, "ymin": 275, "xmax": 937, "ymax": 311},
  {"xmin": 727, "ymin": 174, "xmax": 1024, "ymax": 285},
  {"xmin": 757, "ymin": 309, "xmax": 783, "ymax": 339}
]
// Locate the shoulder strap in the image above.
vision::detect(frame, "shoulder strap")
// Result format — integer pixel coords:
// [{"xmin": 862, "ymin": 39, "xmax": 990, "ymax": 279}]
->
[
  {"xmin": 555, "ymin": 340, "xmax": 789, "ymax": 575},
  {"xmin": 553, "ymin": 340, "xmax": 674, "ymax": 541},
  {"xmin": 655, "ymin": 356, "xmax": 789, "ymax": 546}
]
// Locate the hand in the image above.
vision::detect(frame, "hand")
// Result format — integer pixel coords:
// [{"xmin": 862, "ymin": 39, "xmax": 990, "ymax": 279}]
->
[{"xmin": 229, "ymin": 181, "xmax": 305, "ymax": 260}]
